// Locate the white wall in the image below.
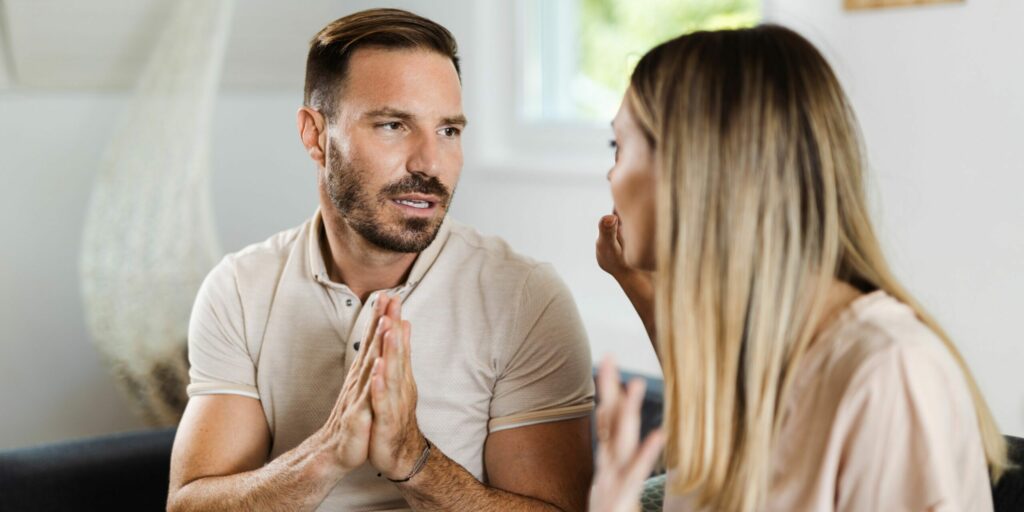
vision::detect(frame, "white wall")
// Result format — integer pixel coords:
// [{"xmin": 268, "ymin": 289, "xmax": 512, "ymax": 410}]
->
[
  {"xmin": 1, "ymin": 94, "xmax": 148, "ymax": 449},
  {"xmin": 763, "ymin": 0, "xmax": 1024, "ymax": 435},
  {"xmin": 1, "ymin": 0, "xmax": 1021, "ymax": 450}
]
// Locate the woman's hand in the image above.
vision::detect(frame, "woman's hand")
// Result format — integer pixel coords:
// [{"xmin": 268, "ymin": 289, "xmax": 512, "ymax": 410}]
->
[
  {"xmin": 596, "ymin": 215, "xmax": 657, "ymax": 347},
  {"xmin": 596, "ymin": 214, "xmax": 634, "ymax": 280},
  {"xmin": 590, "ymin": 356, "xmax": 665, "ymax": 512}
]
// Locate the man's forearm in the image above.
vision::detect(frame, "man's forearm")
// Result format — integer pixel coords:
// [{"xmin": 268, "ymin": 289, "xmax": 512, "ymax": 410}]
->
[
  {"xmin": 168, "ymin": 432, "xmax": 343, "ymax": 512},
  {"xmin": 397, "ymin": 447, "xmax": 570, "ymax": 512}
]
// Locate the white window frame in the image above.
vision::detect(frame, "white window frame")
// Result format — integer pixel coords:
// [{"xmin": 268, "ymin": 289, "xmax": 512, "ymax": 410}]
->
[
  {"xmin": 466, "ymin": 0, "xmax": 773, "ymax": 177},
  {"xmin": 467, "ymin": 0, "xmax": 613, "ymax": 177}
]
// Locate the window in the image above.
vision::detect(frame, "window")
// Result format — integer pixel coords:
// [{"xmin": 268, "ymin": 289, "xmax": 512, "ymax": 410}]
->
[
  {"xmin": 469, "ymin": 0, "xmax": 762, "ymax": 174},
  {"xmin": 521, "ymin": 0, "xmax": 761, "ymax": 124}
]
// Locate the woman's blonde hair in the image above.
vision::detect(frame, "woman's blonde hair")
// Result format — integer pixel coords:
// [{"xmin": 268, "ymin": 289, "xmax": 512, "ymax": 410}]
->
[{"xmin": 628, "ymin": 24, "xmax": 1007, "ymax": 511}]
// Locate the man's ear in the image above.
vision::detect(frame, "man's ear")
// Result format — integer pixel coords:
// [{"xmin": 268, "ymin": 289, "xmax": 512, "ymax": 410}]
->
[{"xmin": 297, "ymin": 106, "xmax": 328, "ymax": 167}]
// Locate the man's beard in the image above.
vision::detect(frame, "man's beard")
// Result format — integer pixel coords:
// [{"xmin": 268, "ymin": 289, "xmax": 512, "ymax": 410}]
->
[{"xmin": 325, "ymin": 145, "xmax": 453, "ymax": 253}]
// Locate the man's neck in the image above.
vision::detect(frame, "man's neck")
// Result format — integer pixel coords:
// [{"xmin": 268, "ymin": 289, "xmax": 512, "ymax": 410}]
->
[{"xmin": 319, "ymin": 212, "xmax": 418, "ymax": 303}]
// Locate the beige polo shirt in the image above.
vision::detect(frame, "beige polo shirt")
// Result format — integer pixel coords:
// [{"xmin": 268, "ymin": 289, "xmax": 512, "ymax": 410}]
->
[{"xmin": 186, "ymin": 211, "xmax": 594, "ymax": 511}]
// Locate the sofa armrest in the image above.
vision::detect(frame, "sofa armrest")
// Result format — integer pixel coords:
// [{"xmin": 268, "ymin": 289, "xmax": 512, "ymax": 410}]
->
[{"xmin": 0, "ymin": 428, "xmax": 177, "ymax": 511}]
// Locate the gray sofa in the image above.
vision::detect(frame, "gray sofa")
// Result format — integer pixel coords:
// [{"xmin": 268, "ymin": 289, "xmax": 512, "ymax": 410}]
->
[{"xmin": 1, "ymin": 373, "xmax": 1021, "ymax": 511}]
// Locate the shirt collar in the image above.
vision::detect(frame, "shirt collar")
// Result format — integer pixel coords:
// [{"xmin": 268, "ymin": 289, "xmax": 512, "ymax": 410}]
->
[{"xmin": 306, "ymin": 208, "xmax": 451, "ymax": 296}]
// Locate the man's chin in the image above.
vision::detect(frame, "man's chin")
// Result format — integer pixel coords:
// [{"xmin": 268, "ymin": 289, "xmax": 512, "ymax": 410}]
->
[{"xmin": 356, "ymin": 219, "xmax": 444, "ymax": 253}]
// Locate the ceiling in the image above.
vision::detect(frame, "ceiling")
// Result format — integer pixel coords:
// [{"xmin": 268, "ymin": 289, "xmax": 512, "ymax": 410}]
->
[{"xmin": 0, "ymin": 0, "xmax": 441, "ymax": 91}]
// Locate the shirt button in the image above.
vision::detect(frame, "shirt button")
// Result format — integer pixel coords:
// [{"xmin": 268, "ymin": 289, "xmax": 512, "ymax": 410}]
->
[
  {"xmin": 353, "ymin": 341, "xmax": 361, "ymax": 351},
  {"xmin": 345, "ymin": 298, "xmax": 353, "ymax": 307}
]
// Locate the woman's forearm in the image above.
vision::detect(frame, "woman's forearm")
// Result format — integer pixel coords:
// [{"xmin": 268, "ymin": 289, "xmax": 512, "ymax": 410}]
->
[{"xmin": 617, "ymin": 271, "xmax": 656, "ymax": 356}]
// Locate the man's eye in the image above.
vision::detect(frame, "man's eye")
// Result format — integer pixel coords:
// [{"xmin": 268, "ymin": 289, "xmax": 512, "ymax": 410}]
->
[
  {"xmin": 380, "ymin": 122, "xmax": 403, "ymax": 131},
  {"xmin": 441, "ymin": 127, "xmax": 461, "ymax": 137}
]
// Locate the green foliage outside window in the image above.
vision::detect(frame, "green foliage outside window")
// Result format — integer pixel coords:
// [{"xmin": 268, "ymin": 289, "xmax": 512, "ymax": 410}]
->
[{"xmin": 575, "ymin": 0, "xmax": 760, "ymax": 119}]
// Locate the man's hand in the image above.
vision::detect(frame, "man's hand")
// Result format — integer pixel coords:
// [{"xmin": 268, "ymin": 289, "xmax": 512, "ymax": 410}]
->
[
  {"xmin": 589, "ymin": 356, "xmax": 665, "ymax": 512},
  {"xmin": 368, "ymin": 294, "xmax": 428, "ymax": 481},
  {"xmin": 315, "ymin": 294, "xmax": 390, "ymax": 476}
]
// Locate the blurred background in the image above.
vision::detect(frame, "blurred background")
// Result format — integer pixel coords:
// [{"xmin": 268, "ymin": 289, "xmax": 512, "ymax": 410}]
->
[{"xmin": 1, "ymin": 0, "xmax": 1022, "ymax": 449}]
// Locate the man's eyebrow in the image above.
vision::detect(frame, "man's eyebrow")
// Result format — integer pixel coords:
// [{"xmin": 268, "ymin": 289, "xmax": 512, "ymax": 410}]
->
[
  {"xmin": 362, "ymin": 108, "xmax": 467, "ymax": 128},
  {"xmin": 443, "ymin": 115, "xmax": 468, "ymax": 127},
  {"xmin": 362, "ymin": 108, "xmax": 415, "ymax": 121}
]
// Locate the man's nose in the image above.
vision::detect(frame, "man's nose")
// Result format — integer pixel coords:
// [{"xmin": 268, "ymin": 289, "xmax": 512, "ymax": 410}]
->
[{"xmin": 407, "ymin": 131, "xmax": 441, "ymax": 177}]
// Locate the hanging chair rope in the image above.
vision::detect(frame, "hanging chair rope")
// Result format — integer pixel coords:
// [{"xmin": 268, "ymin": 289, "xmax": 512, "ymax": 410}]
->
[{"xmin": 80, "ymin": 0, "xmax": 235, "ymax": 425}]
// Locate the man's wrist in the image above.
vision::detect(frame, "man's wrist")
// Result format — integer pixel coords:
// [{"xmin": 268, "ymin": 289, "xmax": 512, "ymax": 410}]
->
[
  {"xmin": 307, "ymin": 428, "xmax": 352, "ymax": 483},
  {"xmin": 387, "ymin": 436, "xmax": 431, "ymax": 483},
  {"xmin": 383, "ymin": 433, "xmax": 430, "ymax": 481}
]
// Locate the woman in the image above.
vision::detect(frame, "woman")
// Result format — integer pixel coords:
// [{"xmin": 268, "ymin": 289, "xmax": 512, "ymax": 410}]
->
[{"xmin": 589, "ymin": 25, "xmax": 1007, "ymax": 511}]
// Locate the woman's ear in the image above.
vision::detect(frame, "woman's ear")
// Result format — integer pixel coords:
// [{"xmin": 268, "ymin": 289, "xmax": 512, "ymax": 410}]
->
[{"xmin": 297, "ymin": 106, "xmax": 327, "ymax": 167}]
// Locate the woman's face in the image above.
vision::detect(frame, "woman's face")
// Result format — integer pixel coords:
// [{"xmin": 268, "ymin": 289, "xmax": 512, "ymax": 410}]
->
[{"xmin": 608, "ymin": 95, "xmax": 657, "ymax": 271}]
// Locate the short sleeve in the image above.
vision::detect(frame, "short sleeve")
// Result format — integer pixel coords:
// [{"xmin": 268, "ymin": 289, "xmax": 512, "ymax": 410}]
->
[
  {"xmin": 488, "ymin": 264, "xmax": 595, "ymax": 433},
  {"xmin": 834, "ymin": 343, "xmax": 990, "ymax": 512},
  {"xmin": 186, "ymin": 256, "xmax": 259, "ymax": 399}
]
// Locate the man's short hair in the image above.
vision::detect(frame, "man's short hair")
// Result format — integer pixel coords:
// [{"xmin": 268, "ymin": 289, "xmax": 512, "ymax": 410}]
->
[{"xmin": 304, "ymin": 8, "xmax": 461, "ymax": 117}]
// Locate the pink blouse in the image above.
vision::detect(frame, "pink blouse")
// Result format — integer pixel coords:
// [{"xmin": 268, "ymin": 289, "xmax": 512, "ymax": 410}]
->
[{"xmin": 663, "ymin": 291, "xmax": 993, "ymax": 511}]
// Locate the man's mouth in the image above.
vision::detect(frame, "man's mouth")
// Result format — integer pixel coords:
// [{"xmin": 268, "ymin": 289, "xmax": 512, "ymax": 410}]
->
[
  {"xmin": 389, "ymin": 194, "xmax": 442, "ymax": 215},
  {"xmin": 393, "ymin": 198, "xmax": 433, "ymax": 209}
]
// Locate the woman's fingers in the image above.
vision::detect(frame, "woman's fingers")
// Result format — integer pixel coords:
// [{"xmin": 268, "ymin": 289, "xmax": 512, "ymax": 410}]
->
[
  {"xmin": 596, "ymin": 216, "xmax": 619, "ymax": 262},
  {"xmin": 596, "ymin": 358, "xmax": 662, "ymax": 471},
  {"xmin": 630, "ymin": 428, "xmax": 665, "ymax": 479},
  {"xmin": 613, "ymin": 378, "xmax": 646, "ymax": 459},
  {"xmin": 591, "ymin": 355, "xmax": 666, "ymax": 512},
  {"xmin": 596, "ymin": 356, "xmax": 623, "ymax": 440},
  {"xmin": 613, "ymin": 215, "xmax": 626, "ymax": 248}
]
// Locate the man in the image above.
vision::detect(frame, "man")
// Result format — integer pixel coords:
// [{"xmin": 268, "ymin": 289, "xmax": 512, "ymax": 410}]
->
[{"xmin": 166, "ymin": 8, "xmax": 594, "ymax": 512}]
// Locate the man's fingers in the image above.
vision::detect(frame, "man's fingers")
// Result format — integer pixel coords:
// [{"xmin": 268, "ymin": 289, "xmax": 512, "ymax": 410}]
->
[
  {"xmin": 384, "ymin": 331, "xmax": 402, "ymax": 390},
  {"xmin": 359, "ymin": 358, "xmax": 379, "ymax": 404},
  {"xmin": 370, "ymin": 359, "xmax": 388, "ymax": 417},
  {"xmin": 386, "ymin": 293, "xmax": 402, "ymax": 323},
  {"xmin": 342, "ymin": 312, "xmax": 384, "ymax": 397},
  {"xmin": 350, "ymin": 293, "xmax": 388, "ymax": 374},
  {"xmin": 352, "ymin": 356, "xmax": 380, "ymax": 423},
  {"xmin": 355, "ymin": 316, "xmax": 390, "ymax": 391},
  {"xmin": 367, "ymin": 293, "xmax": 390, "ymax": 357},
  {"xmin": 400, "ymin": 320, "xmax": 414, "ymax": 383}
]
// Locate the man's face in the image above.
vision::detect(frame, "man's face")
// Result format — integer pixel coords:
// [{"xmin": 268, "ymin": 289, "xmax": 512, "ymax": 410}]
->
[{"xmin": 324, "ymin": 48, "xmax": 465, "ymax": 253}]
